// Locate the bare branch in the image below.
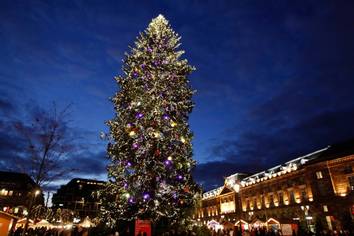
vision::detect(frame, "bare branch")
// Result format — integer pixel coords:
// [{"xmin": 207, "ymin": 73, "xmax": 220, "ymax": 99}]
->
[{"xmin": 12, "ymin": 103, "xmax": 76, "ymax": 189}]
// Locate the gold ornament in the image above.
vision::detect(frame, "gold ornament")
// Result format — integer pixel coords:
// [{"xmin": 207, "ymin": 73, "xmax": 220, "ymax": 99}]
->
[
  {"xmin": 180, "ymin": 136, "xmax": 186, "ymax": 143},
  {"xmin": 129, "ymin": 130, "xmax": 136, "ymax": 137},
  {"xmin": 170, "ymin": 121, "xmax": 177, "ymax": 127},
  {"xmin": 153, "ymin": 131, "xmax": 161, "ymax": 138},
  {"xmin": 176, "ymin": 163, "xmax": 183, "ymax": 169}
]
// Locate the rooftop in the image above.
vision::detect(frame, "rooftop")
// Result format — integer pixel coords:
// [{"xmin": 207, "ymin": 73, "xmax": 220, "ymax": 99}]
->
[{"xmin": 202, "ymin": 139, "xmax": 354, "ymax": 199}]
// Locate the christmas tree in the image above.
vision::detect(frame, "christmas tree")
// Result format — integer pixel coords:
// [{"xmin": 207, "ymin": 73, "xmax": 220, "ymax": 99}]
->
[{"xmin": 101, "ymin": 15, "xmax": 200, "ymax": 229}]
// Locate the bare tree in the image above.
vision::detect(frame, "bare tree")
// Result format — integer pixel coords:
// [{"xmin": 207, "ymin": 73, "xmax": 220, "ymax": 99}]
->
[
  {"xmin": 14, "ymin": 103, "xmax": 75, "ymax": 187},
  {"xmin": 13, "ymin": 103, "xmax": 75, "ymax": 234}
]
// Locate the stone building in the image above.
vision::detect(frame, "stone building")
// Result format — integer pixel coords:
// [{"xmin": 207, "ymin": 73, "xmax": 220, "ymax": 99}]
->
[
  {"xmin": 52, "ymin": 178, "xmax": 105, "ymax": 219},
  {"xmin": 0, "ymin": 171, "xmax": 43, "ymax": 216},
  {"xmin": 197, "ymin": 141, "xmax": 354, "ymax": 232}
]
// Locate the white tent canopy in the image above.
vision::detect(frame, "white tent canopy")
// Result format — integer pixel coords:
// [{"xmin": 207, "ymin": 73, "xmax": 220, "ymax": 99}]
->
[
  {"xmin": 33, "ymin": 219, "xmax": 53, "ymax": 228},
  {"xmin": 79, "ymin": 216, "xmax": 95, "ymax": 228}
]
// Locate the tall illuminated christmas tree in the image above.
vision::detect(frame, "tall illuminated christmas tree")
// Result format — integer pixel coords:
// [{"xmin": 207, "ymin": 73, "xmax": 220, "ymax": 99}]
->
[{"xmin": 101, "ymin": 15, "xmax": 199, "ymax": 230}]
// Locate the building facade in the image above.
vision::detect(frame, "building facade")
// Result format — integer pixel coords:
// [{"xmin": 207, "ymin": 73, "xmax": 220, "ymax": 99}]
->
[
  {"xmin": 52, "ymin": 178, "xmax": 105, "ymax": 219},
  {"xmin": 0, "ymin": 171, "xmax": 43, "ymax": 216},
  {"xmin": 197, "ymin": 142, "xmax": 354, "ymax": 232}
]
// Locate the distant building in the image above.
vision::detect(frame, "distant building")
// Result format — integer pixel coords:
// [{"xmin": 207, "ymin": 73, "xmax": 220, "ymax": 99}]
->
[
  {"xmin": 196, "ymin": 141, "xmax": 354, "ymax": 233},
  {"xmin": 52, "ymin": 178, "xmax": 105, "ymax": 219},
  {"xmin": 0, "ymin": 171, "xmax": 43, "ymax": 216}
]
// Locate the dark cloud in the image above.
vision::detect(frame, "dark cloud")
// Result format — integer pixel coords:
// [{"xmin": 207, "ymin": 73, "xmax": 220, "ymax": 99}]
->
[
  {"xmin": 210, "ymin": 106, "xmax": 354, "ymax": 171},
  {"xmin": 69, "ymin": 151, "xmax": 108, "ymax": 176},
  {"xmin": 0, "ymin": 97, "xmax": 108, "ymax": 190},
  {"xmin": 0, "ymin": 98, "xmax": 15, "ymax": 114},
  {"xmin": 201, "ymin": 105, "xmax": 354, "ymax": 190}
]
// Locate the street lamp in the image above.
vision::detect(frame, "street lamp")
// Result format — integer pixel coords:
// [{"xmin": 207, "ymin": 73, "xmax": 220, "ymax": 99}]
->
[
  {"xmin": 301, "ymin": 205, "xmax": 309, "ymax": 213},
  {"xmin": 300, "ymin": 205, "xmax": 310, "ymax": 232},
  {"xmin": 22, "ymin": 189, "xmax": 41, "ymax": 236}
]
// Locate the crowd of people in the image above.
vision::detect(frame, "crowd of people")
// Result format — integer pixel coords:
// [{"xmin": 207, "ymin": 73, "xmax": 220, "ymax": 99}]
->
[
  {"xmin": 9, "ymin": 225, "xmax": 353, "ymax": 236},
  {"xmin": 208, "ymin": 227, "xmax": 283, "ymax": 236},
  {"xmin": 208, "ymin": 227, "xmax": 353, "ymax": 236},
  {"xmin": 11, "ymin": 226, "xmax": 90, "ymax": 236}
]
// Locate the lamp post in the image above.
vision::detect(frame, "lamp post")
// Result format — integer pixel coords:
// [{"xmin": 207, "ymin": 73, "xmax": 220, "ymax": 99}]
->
[
  {"xmin": 22, "ymin": 189, "xmax": 41, "ymax": 236},
  {"xmin": 300, "ymin": 205, "xmax": 310, "ymax": 232}
]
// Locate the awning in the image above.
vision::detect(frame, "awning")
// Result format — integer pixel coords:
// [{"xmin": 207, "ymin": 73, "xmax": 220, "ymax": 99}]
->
[{"xmin": 235, "ymin": 219, "xmax": 249, "ymax": 226}]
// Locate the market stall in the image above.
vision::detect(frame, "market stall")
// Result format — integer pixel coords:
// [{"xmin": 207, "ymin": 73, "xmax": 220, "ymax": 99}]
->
[{"xmin": 235, "ymin": 219, "xmax": 249, "ymax": 231}]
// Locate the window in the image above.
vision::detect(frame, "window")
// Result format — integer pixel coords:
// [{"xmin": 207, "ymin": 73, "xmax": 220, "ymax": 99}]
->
[
  {"xmin": 316, "ymin": 171, "xmax": 323, "ymax": 179},
  {"xmin": 0, "ymin": 189, "xmax": 8, "ymax": 196},
  {"xmin": 323, "ymin": 205, "xmax": 328, "ymax": 212},
  {"xmin": 344, "ymin": 166, "xmax": 353, "ymax": 174},
  {"xmin": 349, "ymin": 176, "xmax": 354, "ymax": 191},
  {"xmin": 318, "ymin": 182, "xmax": 329, "ymax": 196}
]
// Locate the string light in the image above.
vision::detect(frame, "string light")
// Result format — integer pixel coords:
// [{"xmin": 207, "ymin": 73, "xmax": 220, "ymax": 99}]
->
[
  {"xmin": 180, "ymin": 137, "xmax": 186, "ymax": 143},
  {"xmin": 129, "ymin": 130, "xmax": 136, "ymax": 137}
]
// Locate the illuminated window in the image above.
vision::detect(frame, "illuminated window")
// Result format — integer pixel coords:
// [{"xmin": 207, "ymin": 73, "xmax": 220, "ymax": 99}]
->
[
  {"xmin": 316, "ymin": 171, "xmax": 323, "ymax": 179},
  {"xmin": 323, "ymin": 205, "xmax": 328, "ymax": 212},
  {"xmin": 0, "ymin": 189, "xmax": 8, "ymax": 196}
]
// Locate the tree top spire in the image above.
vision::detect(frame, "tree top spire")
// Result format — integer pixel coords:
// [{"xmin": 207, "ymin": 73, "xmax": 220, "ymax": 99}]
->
[
  {"xmin": 153, "ymin": 14, "xmax": 168, "ymax": 24},
  {"xmin": 147, "ymin": 14, "xmax": 170, "ymax": 34}
]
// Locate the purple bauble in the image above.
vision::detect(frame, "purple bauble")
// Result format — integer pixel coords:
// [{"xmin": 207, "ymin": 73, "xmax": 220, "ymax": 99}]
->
[
  {"xmin": 153, "ymin": 60, "xmax": 160, "ymax": 66},
  {"xmin": 143, "ymin": 193, "xmax": 150, "ymax": 200},
  {"xmin": 177, "ymin": 175, "xmax": 183, "ymax": 180},
  {"xmin": 136, "ymin": 113, "xmax": 144, "ymax": 119}
]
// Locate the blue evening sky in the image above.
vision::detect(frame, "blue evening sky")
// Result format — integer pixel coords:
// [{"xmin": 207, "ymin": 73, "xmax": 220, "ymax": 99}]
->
[{"xmin": 1, "ymin": 0, "xmax": 354, "ymax": 190}]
